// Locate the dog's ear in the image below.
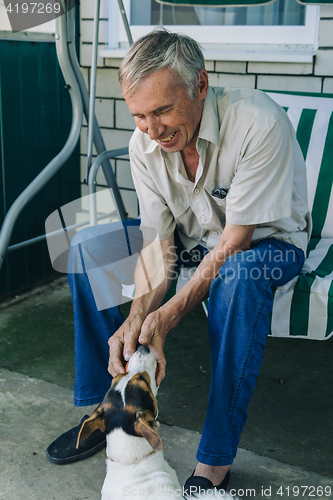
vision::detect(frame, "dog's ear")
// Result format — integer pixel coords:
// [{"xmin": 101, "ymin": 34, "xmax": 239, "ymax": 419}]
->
[
  {"xmin": 134, "ymin": 410, "xmax": 163, "ymax": 451},
  {"xmin": 76, "ymin": 404, "xmax": 106, "ymax": 449}
]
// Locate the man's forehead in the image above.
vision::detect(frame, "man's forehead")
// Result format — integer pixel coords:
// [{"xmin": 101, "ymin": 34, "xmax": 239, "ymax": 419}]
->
[
  {"xmin": 123, "ymin": 67, "xmax": 176, "ymax": 93},
  {"xmin": 124, "ymin": 80, "xmax": 182, "ymax": 116},
  {"xmin": 123, "ymin": 69, "xmax": 184, "ymax": 109}
]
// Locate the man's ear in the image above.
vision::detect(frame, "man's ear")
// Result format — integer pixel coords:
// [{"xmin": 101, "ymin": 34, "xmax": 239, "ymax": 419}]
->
[
  {"xmin": 198, "ymin": 69, "xmax": 209, "ymax": 99},
  {"xmin": 134, "ymin": 410, "xmax": 163, "ymax": 451},
  {"xmin": 76, "ymin": 404, "xmax": 106, "ymax": 449}
]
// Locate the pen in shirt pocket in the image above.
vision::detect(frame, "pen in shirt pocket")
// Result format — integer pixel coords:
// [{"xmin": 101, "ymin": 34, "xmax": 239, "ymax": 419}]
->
[{"xmin": 212, "ymin": 186, "xmax": 229, "ymax": 199}]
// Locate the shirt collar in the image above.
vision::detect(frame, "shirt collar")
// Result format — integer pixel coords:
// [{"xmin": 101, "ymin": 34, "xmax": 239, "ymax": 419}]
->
[
  {"xmin": 143, "ymin": 86, "xmax": 220, "ymax": 155},
  {"xmin": 197, "ymin": 87, "xmax": 220, "ymax": 149},
  {"xmin": 144, "ymin": 139, "xmax": 159, "ymax": 154}
]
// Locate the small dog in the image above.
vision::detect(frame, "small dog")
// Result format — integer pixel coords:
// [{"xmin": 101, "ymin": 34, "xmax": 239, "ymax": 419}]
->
[{"xmin": 77, "ymin": 345, "xmax": 236, "ymax": 500}]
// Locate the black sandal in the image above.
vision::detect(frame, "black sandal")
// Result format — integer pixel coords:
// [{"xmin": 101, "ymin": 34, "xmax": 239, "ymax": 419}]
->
[{"xmin": 184, "ymin": 470, "xmax": 230, "ymax": 497}]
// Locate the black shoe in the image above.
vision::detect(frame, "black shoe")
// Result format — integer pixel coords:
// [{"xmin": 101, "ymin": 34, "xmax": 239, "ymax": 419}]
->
[
  {"xmin": 46, "ymin": 415, "xmax": 106, "ymax": 465},
  {"xmin": 184, "ymin": 470, "xmax": 230, "ymax": 497}
]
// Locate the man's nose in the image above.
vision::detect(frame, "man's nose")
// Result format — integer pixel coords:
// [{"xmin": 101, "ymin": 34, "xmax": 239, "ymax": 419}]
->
[{"xmin": 147, "ymin": 116, "xmax": 164, "ymax": 140}]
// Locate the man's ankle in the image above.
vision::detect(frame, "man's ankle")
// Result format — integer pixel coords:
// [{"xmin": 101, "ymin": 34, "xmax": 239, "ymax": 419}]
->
[{"xmin": 194, "ymin": 463, "xmax": 232, "ymax": 487}]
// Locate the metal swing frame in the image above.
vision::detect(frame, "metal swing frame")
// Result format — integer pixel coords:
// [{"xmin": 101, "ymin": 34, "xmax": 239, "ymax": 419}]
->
[{"xmin": 0, "ymin": 0, "xmax": 132, "ymax": 273}]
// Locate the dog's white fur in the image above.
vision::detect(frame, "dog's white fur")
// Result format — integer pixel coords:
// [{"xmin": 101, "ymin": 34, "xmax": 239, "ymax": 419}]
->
[
  {"xmin": 103, "ymin": 429, "xmax": 181, "ymax": 499},
  {"xmin": 78, "ymin": 347, "xmax": 237, "ymax": 500}
]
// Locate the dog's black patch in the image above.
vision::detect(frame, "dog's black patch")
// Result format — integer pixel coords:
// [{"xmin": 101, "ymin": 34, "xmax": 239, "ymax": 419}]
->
[
  {"xmin": 124, "ymin": 379, "xmax": 156, "ymax": 416},
  {"xmin": 104, "ymin": 406, "xmax": 137, "ymax": 436},
  {"xmin": 102, "ymin": 374, "xmax": 156, "ymax": 437}
]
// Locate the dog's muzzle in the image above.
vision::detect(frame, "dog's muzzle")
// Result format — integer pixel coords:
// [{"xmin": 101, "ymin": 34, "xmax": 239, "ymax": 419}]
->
[{"xmin": 137, "ymin": 345, "xmax": 150, "ymax": 355}]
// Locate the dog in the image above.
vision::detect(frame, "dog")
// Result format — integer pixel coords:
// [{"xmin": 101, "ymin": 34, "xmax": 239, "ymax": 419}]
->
[{"xmin": 77, "ymin": 345, "xmax": 237, "ymax": 500}]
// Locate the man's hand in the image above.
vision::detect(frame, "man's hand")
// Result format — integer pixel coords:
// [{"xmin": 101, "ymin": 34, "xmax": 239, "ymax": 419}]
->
[
  {"xmin": 108, "ymin": 313, "xmax": 145, "ymax": 378},
  {"xmin": 137, "ymin": 309, "xmax": 169, "ymax": 386},
  {"xmin": 108, "ymin": 308, "xmax": 169, "ymax": 386},
  {"xmin": 108, "ymin": 235, "xmax": 175, "ymax": 386}
]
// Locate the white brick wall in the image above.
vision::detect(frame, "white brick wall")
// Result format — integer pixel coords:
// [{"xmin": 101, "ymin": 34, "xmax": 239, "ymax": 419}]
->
[
  {"xmin": 208, "ymin": 72, "xmax": 255, "ymax": 89},
  {"xmin": 205, "ymin": 61, "xmax": 215, "ymax": 72},
  {"xmin": 79, "ymin": 0, "xmax": 333, "ymax": 219},
  {"xmin": 80, "ymin": 0, "xmax": 106, "ymax": 19},
  {"xmin": 323, "ymin": 78, "xmax": 333, "ymax": 93},
  {"xmin": 82, "ymin": 98, "xmax": 114, "ymax": 128},
  {"xmin": 116, "ymin": 160, "xmax": 135, "ymax": 190},
  {"xmin": 320, "ymin": 5, "xmax": 333, "ymax": 18},
  {"xmin": 81, "ymin": 128, "xmax": 132, "ymax": 155},
  {"xmin": 80, "ymin": 43, "xmax": 104, "ymax": 68},
  {"xmin": 318, "ymin": 19, "xmax": 333, "ymax": 47},
  {"xmin": 315, "ymin": 50, "xmax": 333, "ymax": 77},
  {"xmin": 248, "ymin": 62, "xmax": 313, "ymax": 75},
  {"xmin": 257, "ymin": 75, "xmax": 322, "ymax": 93},
  {"xmin": 81, "ymin": 20, "xmax": 108, "ymax": 44},
  {"xmin": 115, "ymin": 100, "xmax": 136, "ymax": 130},
  {"xmin": 104, "ymin": 58, "xmax": 122, "ymax": 69},
  {"xmin": 215, "ymin": 61, "xmax": 247, "ymax": 74},
  {"xmin": 96, "ymin": 68, "xmax": 121, "ymax": 98}
]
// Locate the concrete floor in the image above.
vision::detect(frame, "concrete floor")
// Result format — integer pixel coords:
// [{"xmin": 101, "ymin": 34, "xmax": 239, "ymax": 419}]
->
[
  {"xmin": 1, "ymin": 276, "xmax": 333, "ymax": 498},
  {"xmin": 1, "ymin": 367, "xmax": 333, "ymax": 500}
]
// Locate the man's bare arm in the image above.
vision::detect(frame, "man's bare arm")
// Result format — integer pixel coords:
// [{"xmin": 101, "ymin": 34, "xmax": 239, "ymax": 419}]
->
[{"xmin": 108, "ymin": 235, "xmax": 176, "ymax": 384}]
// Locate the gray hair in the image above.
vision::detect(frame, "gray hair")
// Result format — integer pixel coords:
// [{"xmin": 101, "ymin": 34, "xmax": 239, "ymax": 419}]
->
[{"xmin": 119, "ymin": 28, "xmax": 205, "ymax": 100}]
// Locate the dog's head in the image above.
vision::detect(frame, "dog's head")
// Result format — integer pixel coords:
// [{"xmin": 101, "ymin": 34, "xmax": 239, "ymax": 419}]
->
[{"xmin": 76, "ymin": 345, "xmax": 162, "ymax": 457}]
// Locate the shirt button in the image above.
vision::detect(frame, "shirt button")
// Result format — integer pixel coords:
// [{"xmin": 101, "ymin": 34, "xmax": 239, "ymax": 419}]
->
[
  {"xmin": 213, "ymin": 231, "xmax": 218, "ymax": 236},
  {"xmin": 201, "ymin": 215, "xmax": 206, "ymax": 222},
  {"xmin": 194, "ymin": 188, "xmax": 200, "ymax": 194}
]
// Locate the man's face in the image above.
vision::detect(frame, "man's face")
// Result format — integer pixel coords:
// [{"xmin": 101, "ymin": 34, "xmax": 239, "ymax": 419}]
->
[{"xmin": 123, "ymin": 68, "xmax": 208, "ymax": 153}]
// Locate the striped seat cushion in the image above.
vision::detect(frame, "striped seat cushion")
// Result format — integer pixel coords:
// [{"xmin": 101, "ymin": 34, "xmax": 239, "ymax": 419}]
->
[
  {"xmin": 270, "ymin": 238, "xmax": 333, "ymax": 339},
  {"xmin": 267, "ymin": 91, "xmax": 333, "ymax": 340}
]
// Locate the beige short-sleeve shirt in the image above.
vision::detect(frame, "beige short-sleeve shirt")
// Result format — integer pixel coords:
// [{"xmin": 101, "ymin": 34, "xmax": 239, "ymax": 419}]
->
[{"xmin": 129, "ymin": 87, "xmax": 311, "ymax": 253}]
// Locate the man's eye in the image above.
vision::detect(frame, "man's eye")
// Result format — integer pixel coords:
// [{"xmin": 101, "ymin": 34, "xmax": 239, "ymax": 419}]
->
[{"xmin": 156, "ymin": 108, "xmax": 171, "ymax": 116}]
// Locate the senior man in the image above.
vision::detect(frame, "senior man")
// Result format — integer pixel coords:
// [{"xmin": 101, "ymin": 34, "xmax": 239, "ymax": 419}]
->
[{"xmin": 47, "ymin": 29, "xmax": 310, "ymax": 492}]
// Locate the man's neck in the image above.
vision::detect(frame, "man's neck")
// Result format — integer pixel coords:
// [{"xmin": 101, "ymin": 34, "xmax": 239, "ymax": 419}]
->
[{"xmin": 181, "ymin": 145, "xmax": 200, "ymax": 183}]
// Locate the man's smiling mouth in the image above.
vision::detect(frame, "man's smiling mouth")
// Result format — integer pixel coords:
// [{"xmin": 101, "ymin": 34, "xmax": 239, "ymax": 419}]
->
[{"xmin": 160, "ymin": 131, "xmax": 177, "ymax": 143}]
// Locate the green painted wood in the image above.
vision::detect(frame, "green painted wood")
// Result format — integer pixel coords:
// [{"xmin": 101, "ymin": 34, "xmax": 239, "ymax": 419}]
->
[{"xmin": 0, "ymin": 39, "xmax": 80, "ymax": 297}]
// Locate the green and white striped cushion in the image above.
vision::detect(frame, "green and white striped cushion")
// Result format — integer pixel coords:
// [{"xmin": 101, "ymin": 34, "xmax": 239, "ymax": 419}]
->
[{"xmin": 267, "ymin": 92, "xmax": 333, "ymax": 340}]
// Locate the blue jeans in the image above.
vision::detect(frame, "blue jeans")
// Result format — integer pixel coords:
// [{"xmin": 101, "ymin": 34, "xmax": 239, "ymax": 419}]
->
[{"xmin": 68, "ymin": 219, "xmax": 304, "ymax": 466}]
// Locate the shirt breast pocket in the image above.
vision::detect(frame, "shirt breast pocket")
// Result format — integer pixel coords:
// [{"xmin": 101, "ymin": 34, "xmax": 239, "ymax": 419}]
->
[{"xmin": 211, "ymin": 195, "xmax": 227, "ymax": 214}]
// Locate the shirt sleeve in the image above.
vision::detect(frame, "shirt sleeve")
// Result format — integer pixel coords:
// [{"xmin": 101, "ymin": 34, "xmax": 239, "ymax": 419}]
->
[
  {"xmin": 226, "ymin": 117, "xmax": 294, "ymax": 226},
  {"xmin": 129, "ymin": 141, "xmax": 176, "ymax": 242}
]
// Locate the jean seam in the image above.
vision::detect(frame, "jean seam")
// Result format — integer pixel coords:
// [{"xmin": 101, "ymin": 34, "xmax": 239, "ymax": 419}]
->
[
  {"xmin": 74, "ymin": 394, "xmax": 106, "ymax": 403},
  {"xmin": 228, "ymin": 250, "xmax": 303, "ymax": 426},
  {"xmin": 197, "ymin": 447, "xmax": 238, "ymax": 459},
  {"xmin": 228, "ymin": 279, "xmax": 270, "ymax": 427}
]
